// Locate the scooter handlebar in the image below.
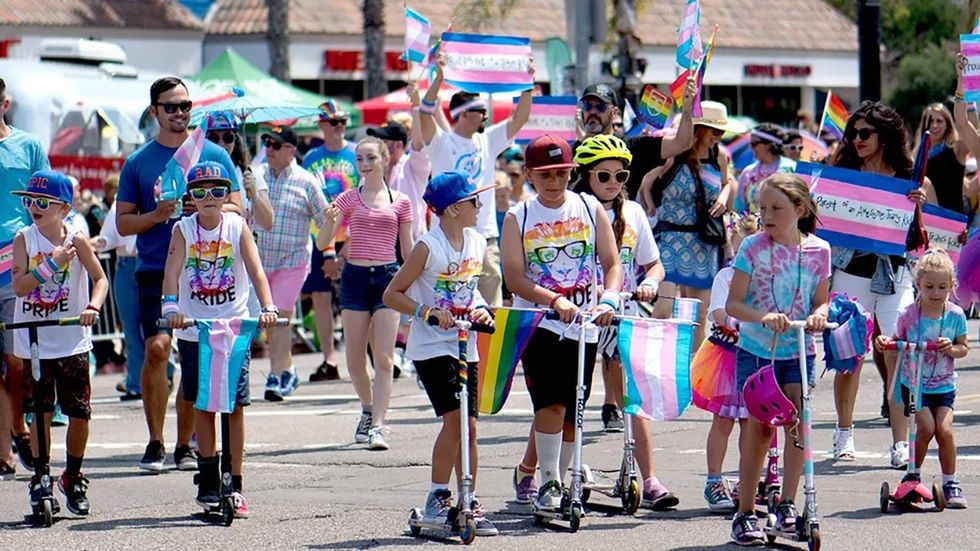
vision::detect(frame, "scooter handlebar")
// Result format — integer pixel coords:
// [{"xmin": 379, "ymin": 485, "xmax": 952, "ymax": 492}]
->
[
  {"xmin": 425, "ymin": 316, "xmax": 495, "ymax": 334},
  {"xmin": 788, "ymin": 320, "xmax": 840, "ymax": 330},
  {"xmin": 879, "ymin": 340, "xmax": 939, "ymax": 351},
  {"xmin": 157, "ymin": 317, "xmax": 290, "ymax": 329},
  {"xmin": 0, "ymin": 317, "xmax": 82, "ymax": 331}
]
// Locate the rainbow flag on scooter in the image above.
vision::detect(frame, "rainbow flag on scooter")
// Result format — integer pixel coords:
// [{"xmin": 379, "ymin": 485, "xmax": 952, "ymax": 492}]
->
[
  {"xmin": 197, "ymin": 319, "xmax": 259, "ymax": 413},
  {"xmin": 618, "ymin": 319, "xmax": 694, "ymax": 421},
  {"xmin": 476, "ymin": 308, "xmax": 543, "ymax": 414}
]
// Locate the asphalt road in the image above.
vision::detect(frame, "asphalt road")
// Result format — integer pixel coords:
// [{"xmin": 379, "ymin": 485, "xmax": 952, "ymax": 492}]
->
[{"xmin": 3, "ymin": 323, "xmax": 980, "ymax": 550}]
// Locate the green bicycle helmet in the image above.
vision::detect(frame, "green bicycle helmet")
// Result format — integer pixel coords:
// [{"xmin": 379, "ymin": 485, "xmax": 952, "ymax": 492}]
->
[{"xmin": 573, "ymin": 134, "xmax": 633, "ymax": 166}]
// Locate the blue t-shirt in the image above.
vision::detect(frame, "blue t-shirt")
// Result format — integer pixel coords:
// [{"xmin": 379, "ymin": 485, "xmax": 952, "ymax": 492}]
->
[
  {"xmin": 733, "ymin": 232, "xmax": 832, "ymax": 360},
  {"xmin": 0, "ymin": 127, "xmax": 50, "ymax": 243},
  {"xmin": 896, "ymin": 302, "xmax": 967, "ymax": 394},
  {"xmin": 117, "ymin": 139, "xmax": 239, "ymax": 273},
  {"xmin": 302, "ymin": 143, "xmax": 359, "ymax": 200}
]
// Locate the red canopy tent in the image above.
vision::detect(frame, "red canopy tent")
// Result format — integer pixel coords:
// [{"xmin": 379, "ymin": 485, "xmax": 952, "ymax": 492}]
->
[{"xmin": 356, "ymin": 81, "xmax": 517, "ymax": 126}]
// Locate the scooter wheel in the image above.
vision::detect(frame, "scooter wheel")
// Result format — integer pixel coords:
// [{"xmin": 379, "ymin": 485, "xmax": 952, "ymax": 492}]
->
[
  {"xmin": 766, "ymin": 487, "xmax": 781, "ymax": 514},
  {"xmin": 568, "ymin": 512, "xmax": 580, "ymax": 533},
  {"xmin": 460, "ymin": 517, "xmax": 476, "ymax": 545},
  {"xmin": 221, "ymin": 496, "xmax": 235, "ymax": 527},
  {"xmin": 933, "ymin": 482, "xmax": 946, "ymax": 512},
  {"xmin": 408, "ymin": 508, "xmax": 422, "ymax": 536},
  {"xmin": 879, "ymin": 482, "xmax": 890, "ymax": 514},
  {"xmin": 766, "ymin": 533, "xmax": 776, "ymax": 544},
  {"xmin": 41, "ymin": 500, "xmax": 53, "ymax": 527},
  {"xmin": 808, "ymin": 527, "xmax": 821, "ymax": 551},
  {"xmin": 623, "ymin": 479, "xmax": 641, "ymax": 515}
]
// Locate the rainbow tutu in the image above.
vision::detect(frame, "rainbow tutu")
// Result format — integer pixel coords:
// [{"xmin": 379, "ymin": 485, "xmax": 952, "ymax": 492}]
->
[{"xmin": 691, "ymin": 328, "xmax": 747, "ymax": 420}]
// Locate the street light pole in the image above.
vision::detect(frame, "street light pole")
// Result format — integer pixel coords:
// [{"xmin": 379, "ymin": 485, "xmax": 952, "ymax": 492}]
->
[{"xmin": 857, "ymin": 0, "xmax": 882, "ymax": 102}]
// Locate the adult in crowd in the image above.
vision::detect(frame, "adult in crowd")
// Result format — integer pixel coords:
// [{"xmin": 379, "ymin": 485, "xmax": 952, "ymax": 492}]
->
[
  {"xmin": 955, "ymin": 54, "xmax": 980, "ymax": 204},
  {"xmin": 255, "ymin": 126, "xmax": 330, "ymax": 400},
  {"xmin": 116, "ymin": 76, "xmax": 242, "ymax": 472},
  {"xmin": 825, "ymin": 100, "xmax": 936, "ymax": 466},
  {"xmin": 419, "ymin": 53, "xmax": 534, "ymax": 307},
  {"xmin": 205, "ymin": 111, "xmax": 273, "ymax": 232},
  {"xmin": 0, "ymin": 77, "xmax": 50, "ymax": 477},
  {"xmin": 733, "ymin": 123, "xmax": 796, "ymax": 213},
  {"xmin": 300, "ymin": 100, "xmax": 354, "ymax": 383},
  {"xmin": 914, "ymin": 103, "xmax": 970, "ymax": 215},
  {"xmin": 782, "ymin": 130, "xmax": 804, "ymax": 162}
]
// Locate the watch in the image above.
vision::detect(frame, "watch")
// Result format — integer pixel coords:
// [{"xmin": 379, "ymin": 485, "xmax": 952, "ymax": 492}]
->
[{"xmin": 261, "ymin": 305, "xmax": 280, "ymax": 314}]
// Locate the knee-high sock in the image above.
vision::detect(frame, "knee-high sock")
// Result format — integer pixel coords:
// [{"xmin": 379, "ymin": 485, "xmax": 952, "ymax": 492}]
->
[
  {"xmin": 535, "ymin": 431, "xmax": 562, "ymax": 484},
  {"xmin": 559, "ymin": 440, "xmax": 575, "ymax": 483}
]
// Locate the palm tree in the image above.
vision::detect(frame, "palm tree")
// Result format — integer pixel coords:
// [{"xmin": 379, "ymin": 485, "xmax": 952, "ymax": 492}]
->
[
  {"xmin": 363, "ymin": 0, "xmax": 387, "ymax": 98},
  {"xmin": 267, "ymin": 0, "xmax": 290, "ymax": 81}
]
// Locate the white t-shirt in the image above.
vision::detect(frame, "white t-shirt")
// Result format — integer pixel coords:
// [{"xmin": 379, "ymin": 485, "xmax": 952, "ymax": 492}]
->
[
  {"xmin": 406, "ymin": 226, "xmax": 487, "ymax": 361},
  {"xmin": 426, "ymin": 121, "xmax": 512, "ymax": 238},
  {"xmin": 510, "ymin": 191, "xmax": 601, "ymax": 342},
  {"xmin": 708, "ymin": 266, "xmax": 735, "ymax": 324},
  {"xmin": 604, "ymin": 200, "xmax": 660, "ymax": 294},
  {"xmin": 173, "ymin": 212, "xmax": 251, "ymax": 342},
  {"xmin": 14, "ymin": 225, "xmax": 91, "ymax": 359}
]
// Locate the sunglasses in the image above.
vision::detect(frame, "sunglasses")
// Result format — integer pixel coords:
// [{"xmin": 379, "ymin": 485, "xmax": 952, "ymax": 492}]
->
[
  {"xmin": 188, "ymin": 187, "xmax": 229, "ymax": 201},
  {"xmin": 592, "ymin": 169, "xmax": 630, "ymax": 184},
  {"xmin": 750, "ymin": 140, "xmax": 767, "ymax": 147},
  {"xmin": 21, "ymin": 196, "xmax": 63, "ymax": 210},
  {"xmin": 156, "ymin": 101, "xmax": 193, "ymax": 114},
  {"xmin": 321, "ymin": 118, "xmax": 348, "ymax": 126},
  {"xmin": 206, "ymin": 132, "xmax": 236, "ymax": 145},
  {"xmin": 845, "ymin": 127, "xmax": 877, "ymax": 142},
  {"xmin": 784, "ymin": 144, "xmax": 804, "ymax": 152},
  {"xmin": 580, "ymin": 100, "xmax": 608, "ymax": 113},
  {"xmin": 263, "ymin": 139, "xmax": 286, "ymax": 151}
]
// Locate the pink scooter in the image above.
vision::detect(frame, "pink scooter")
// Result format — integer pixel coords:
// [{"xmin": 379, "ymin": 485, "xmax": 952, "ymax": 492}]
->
[{"xmin": 879, "ymin": 340, "xmax": 946, "ymax": 513}]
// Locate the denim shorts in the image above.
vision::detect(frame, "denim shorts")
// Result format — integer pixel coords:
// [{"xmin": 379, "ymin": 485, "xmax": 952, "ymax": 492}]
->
[
  {"xmin": 736, "ymin": 348, "xmax": 815, "ymax": 391},
  {"xmin": 339, "ymin": 262, "xmax": 398, "ymax": 313},
  {"xmin": 901, "ymin": 386, "xmax": 955, "ymax": 416}
]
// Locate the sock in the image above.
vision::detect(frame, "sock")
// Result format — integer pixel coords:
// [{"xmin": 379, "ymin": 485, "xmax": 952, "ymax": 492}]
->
[
  {"xmin": 943, "ymin": 474, "xmax": 957, "ymax": 486},
  {"xmin": 65, "ymin": 454, "xmax": 83, "ymax": 477},
  {"xmin": 517, "ymin": 462, "xmax": 535, "ymax": 481},
  {"xmin": 430, "ymin": 482, "xmax": 450, "ymax": 494},
  {"xmin": 534, "ymin": 431, "xmax": 562, "ymax": 484},
  {"xmin": 706, "ymin": 474, "xmax": 723, "ymax": 485},
  {"xmin": 362, "ymin": 405, "xmax": 373, "ymax": 415},
  {"xmin": 644, "ymin": 476, "xmax": 661, "ymax": 493},
  {"xmin": 836, "ymin": 424, "xmax": 852, "ymax": 433},
  {"xmin": 559, "ymin": 440, "xmax": 575, "ymax": 482},
  {"xmin": 233, "ymin": 475, "xmax": 243, "ymax": 493}
]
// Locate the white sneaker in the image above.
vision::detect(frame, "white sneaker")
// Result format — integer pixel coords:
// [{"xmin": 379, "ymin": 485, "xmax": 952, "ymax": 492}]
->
[
  {"xmin": 890, "ymin": 441, "xmax": 909, "ymax": 469},
  {"xmin": 367, "ymin": 426, "xmax": 389, "ymax": 451},
  {"xmin": 833, "ymin": 428, "xmax": 855, "ymax": 460}
]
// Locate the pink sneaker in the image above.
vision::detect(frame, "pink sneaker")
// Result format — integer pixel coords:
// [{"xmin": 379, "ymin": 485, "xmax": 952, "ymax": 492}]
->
[{"xmin": 233, "ymin": 491, "xmax": 249, "ymax": 518}]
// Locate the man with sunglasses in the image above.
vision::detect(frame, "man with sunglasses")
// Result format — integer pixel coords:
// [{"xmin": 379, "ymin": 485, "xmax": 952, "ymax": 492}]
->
[
  {"xmin": 782, "ymin": 131, "xmax": 804, "ymax": 162},
  {"xmin": 0, "ymin": 77, "xmax": 51, "ymax": 478},
  {"xmin": 419, "ymin": 52, "xmax": 535, "ymax": 307},
  {"xmin": 116, "ymin": 76, "xmax": 242, "ymax": 473}
]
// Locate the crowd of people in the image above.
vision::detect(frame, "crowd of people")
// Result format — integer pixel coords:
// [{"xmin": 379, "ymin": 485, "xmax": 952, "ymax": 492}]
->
[{"xmin": 0, "ymin": 50, "xmax": 978, "ymax": 545}]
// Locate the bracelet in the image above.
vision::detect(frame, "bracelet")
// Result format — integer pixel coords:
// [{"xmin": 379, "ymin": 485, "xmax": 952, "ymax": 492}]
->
[
  {"xmin": 419, "ymin": 103, "xmax": 436, "ymax": 115},
  {"xmin": 549, "ymin": 294, "xmax": 562, "ymax": 309},
  {"xmin": 413, "ymin": 303, "xmax": 425, "ymax": 320},
  {"xmin": 420, "ymin": 98, "xmax": 437, "ymax": 108},
  {"xmin": 725, "ymin": 315, "xmax": 740, "ymax": 330},
  {"xmin": 162, "ymin": 294, "xmax": 177, "ymax": 303},
  {"xmin": 84, "ymin": 304, "xmax": 100, "ymax": 313},
  {"xmin": 599, "ymin": 290, "xmax": 621, "ymax": 311},
  {"xmin": 955, "ymin": 92, "xmax": 966, "ymax": 101},
  {"xmin": 421, "ymin": 306, "xmax": 432, "ymax": 321},
  {"xmin": 161, "ymin": 302, "xmax": 180, "ymax": 316},
  {"xmin": 261, "ymin": 304, "xmax": 279, "ymax": 314},
  {"xmin": 599, "ymin": 299, "xmax": 618, "ymax": 311}
]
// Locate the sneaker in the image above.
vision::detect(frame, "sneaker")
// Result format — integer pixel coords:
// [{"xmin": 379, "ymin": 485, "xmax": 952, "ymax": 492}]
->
[
  {"xmin": 944, "ymin": 481, "xmax": 968, "ymax": 509},
  {"xmin": 890, "ymin": 441, "xmax": 909, "ymax": 470},
  {"xmin": 423, "ymin": 488, "xmax": 453, "ymax": 523},
  {"xmin": 0, "ymin": 460, "xmax": 14, "ymax": 481},
  {"xmin": 279, "ymin": 369, "xmax": 299, "ymax": 397},
  {"xmin": 354, "ymin": 412, "xmax": 372, "ymax": 444},
  {"xmin": 12, "ymin": 433, "xmax": 34, "ymax": 471},
  {"xmin": 367, "ymin": 426, "xmax": 389, "ymax": 450},
  {"xmin": 601, "ymin": 404, "xmax": 625, "ymax": 433},
  {"xmin": 174, "ymin": 444, "xmax": 198, "ymax": 471},
  {"xmin": 642, "ymin": 483, "xmax": 680, "ymax": 511},
  {"xmin": 833, "ymin": 427, "xmax": 855, "ymax": 461},
  {"xmin": 120, "ymin": 391, "xmax": 142, "ymax": 402},
  {"xmin": 534, "ymin": 480, "xmax": 563, "ymax": 511},
  {"xmin": 233, "ymin": 491, "xmax": 250, "ymax": 518},
  {"xmin": 58, "ymin": 472, "xmax": 90, "ymax": 515},
  {"xmin": 116, "ymin": 380, "xmax": 127, "ymax": 393},
  {"xmin": 471, "ymin": 499, "xmax": 498, "ymax": 536},
  {"xmin": 264, "ymin": 373, "xmax": 283, "ymax": 402},
  {"xmin": 196, "ymin": 486, "xmax": 220, "ymax": 509},
  {"xmin": 704, "ymin": 480, "xmax": 735, "ymax": 511},
  {"xmin": 28, "ymin": 476, "xmax": 60, "ymax": 514},
  {"xmin": 51, "ymin": 405, "xmax": 68, "ymax": 427},
  {"xmin": 774, "ymin": 499, "xmax": 798, "ymax": 533},
  {"xmin": 731, "ymin": 513, "xmax": 765, "ymax": 546},
  {"xmin": 309, "ymin": 362, "xmax": 340, "ymax": 382},
  {"xmin": 513, "ymin": 466, "xmax": 538, "ymax": 504},
  {"xmin": 139, "ymin": 440, "xmax": 166, "ymax": 472}
]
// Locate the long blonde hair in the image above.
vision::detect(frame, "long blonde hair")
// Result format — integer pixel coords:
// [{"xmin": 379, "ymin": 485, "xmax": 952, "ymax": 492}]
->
[{"xmin": 914, "ymin": 103, "xmax": 958, "ymax": 151}]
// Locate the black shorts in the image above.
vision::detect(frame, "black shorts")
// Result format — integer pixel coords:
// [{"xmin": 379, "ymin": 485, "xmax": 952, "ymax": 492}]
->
[
  {"xmin": 415, "ymin": 356, "xmax": 478, "ymax": 418},
  {"xmin": 302, "ymin": 246, "xmax": 336, "ymax": 294},
  {"xmin": 136, "ymin": 270, "xmax": 168, "ymax": 341},
  {"xmin": 178, "ymin": 339, "xmax": 251, "ymax": 409},
  {"xmin": 901, "ymin": 386, "xmax": 955, "ymax": 416},
  {"xmin": 521, "ymin": 329, "xmax": 598, "ymax": 423},
  {"xmin": 22, "ymin": 353, "xmax": 92, "ymax": 420}
]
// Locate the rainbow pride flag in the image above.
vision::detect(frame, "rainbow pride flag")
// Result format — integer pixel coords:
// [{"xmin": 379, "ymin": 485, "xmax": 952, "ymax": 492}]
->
[
  {"xmin": 159, "ymin": 125, "xmax": 205, "ymax": 202},
  {"xmin": 820, "ymin": 91, "xmax": 848, "ymax": 141},
  {"xmin": 618, "ymin": 319, "xmax": 695, "ymax": 421},
  {"xmin": 637, "ymin": 85, "xmax": 673, "ymax": 129},
  {"xmin": 691, "ymin": 25, "xmax": 717, "ymax": 117},
  {"xmin": 440, "ymin": 32, "xmax": 533, "ymax": 94},
  {"xmin": 476, "ymin": 308, "xmax": 544, "ymax": 414},
  {"xmin": 197, "ymin": 319, "xmax": 260, "ymax": 413},
  {"xmin": 668, "ymin": 69, "xmax": 691, "ymax": 108}
]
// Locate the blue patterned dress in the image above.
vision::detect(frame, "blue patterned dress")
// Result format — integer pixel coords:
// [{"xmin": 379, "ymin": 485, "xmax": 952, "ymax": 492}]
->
[{"xmin": 656, "ymin": 164, "xmax": 721, "ymax": 289}]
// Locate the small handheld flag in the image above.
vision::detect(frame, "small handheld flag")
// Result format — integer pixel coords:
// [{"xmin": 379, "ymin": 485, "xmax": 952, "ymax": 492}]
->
[
  {"xmin": 476, "ymin": 308, "xmax": 543, "ymax": 414},
  {"xmin": 676, "ymin": 0, "xmax": 703, "ymax": 68},
  {"xmin": 196, "ymin": 319, "xmax": 260, "ymax": 413},
  {"xmin": 818, "ymin": 91, "xmax": 848, "ymax": 141},
  {"xmin": 159, "ymin": 125, "xmax": 206, "ymax": 205},
  {"xmin": 619, "ymin": 319, "xmax": 695, "ymax": 421},
  {"xmin": 402, "ymin": 7, "xmax": 431, "ymax": 64},
  {"xmin": 637, "ymin": 85, "xmax": 673, "ymax": 129}
]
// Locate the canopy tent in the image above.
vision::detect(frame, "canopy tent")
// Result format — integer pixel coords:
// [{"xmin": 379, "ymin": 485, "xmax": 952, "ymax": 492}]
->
[
  {"xmin": 191, "ymin": 48, "xmax": 361, "ymax": 128},
  {"xmin": 357, "ymin": 81, "xmax": 517, "ymax": 126}
]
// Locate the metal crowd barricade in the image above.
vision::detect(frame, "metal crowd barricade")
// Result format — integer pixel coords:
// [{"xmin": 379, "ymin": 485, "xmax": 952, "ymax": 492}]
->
[{"xmin": 92, "ymin": 252, "xmax": 124, "ymax": 342}]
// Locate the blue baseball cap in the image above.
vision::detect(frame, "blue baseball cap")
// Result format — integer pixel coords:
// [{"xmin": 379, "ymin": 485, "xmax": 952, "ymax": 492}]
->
[
  {"xmin": 206, "ymin": 110, "xmax": 238, "ymax": 131},
  {"xmin": 13, "ymin": 170, "xmax": 74, "ymax": 204},
  {"xmin": 423, "ymin": 171, "xmax": 494, "ymax": 212},
  {"xmin": 186, "ymin": 161, "xmax": 232, "ymax": 188}
]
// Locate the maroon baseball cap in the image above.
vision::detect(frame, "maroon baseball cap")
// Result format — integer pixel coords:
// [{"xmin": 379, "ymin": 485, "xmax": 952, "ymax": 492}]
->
[{"xmin": 524, "ymin": 135, "xmax": 575, "ymax": 171}]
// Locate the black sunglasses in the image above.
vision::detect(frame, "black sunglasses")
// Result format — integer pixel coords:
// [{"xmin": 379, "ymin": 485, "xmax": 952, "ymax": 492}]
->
[
  {"xmin": 263, "ymin": 139, "xmax": 284, "ymax": 151},
  {"xmin": 321, "ymin": 118, "xmax": 348, "ymax": 127},
  {"xmin": 580, "ymin": 100, "xmax": 608, "ymax": 113},
  {"xmin": 207, "ymin": 132, "xmax": 236, "ymax": 145},
  {"xmin": 845, "ymin": 127, "xmax": 877, "ymax": 142},
  {"xmin": 156, "ymin": 101, "xmax": 193, "ymax": 114}
]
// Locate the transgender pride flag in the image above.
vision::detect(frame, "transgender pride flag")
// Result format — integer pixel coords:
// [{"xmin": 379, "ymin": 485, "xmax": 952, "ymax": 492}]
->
[
  {"xmin": 961, "ymin": 34, "xmax": 980, "ymax": 103},
  {"xmin": 196, "ymin": 319, "xmax": 260, "ymax": 413},
  {"xmin": 676, "ymin": 0, "xmax": 703, "ymax": 69},
  {"xmin": 440, "ymin": 32, "xmax": 533, "ymax": 94},
  {"xmin": 402, "ymin": 7, "xmax": 431, "ymax": 64},
  {"xmin": 159, "ymin": 125, "xmax": 205, "ymax": 202},
  {"xmin": 0, "ymin": 240, "xmax": 13, "ymax": 287},
  {"xmin": 618, "ymin": 319, "xmax": 695, "ymax": 421},
  {"xmin": 513, "ymin": 96, "xmax": 577, "ymax": 144}
]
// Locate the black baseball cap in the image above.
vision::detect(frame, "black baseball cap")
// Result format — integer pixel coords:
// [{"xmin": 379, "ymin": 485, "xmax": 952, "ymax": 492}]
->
[
  {"xmin": 581, "ymin": 83, "xmax": 618, "ymax": 106},
  {"xmin": 260, "ymin": 126, "xmax": 298, "ymax": 147},
  {"xmin": 367, "ymin": 121, "xmax": 408, "ymax": 144}
]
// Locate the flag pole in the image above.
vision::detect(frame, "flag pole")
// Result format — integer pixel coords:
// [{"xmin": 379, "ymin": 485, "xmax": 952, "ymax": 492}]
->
[{"xmin": 816, "ymin": 90, "xmax": 831, "ymax": 140}]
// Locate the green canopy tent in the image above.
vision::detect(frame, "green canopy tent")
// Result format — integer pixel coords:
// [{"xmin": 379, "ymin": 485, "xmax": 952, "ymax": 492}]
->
[{"xmin": 191, "ymin": 48, "xmax": 361, "ymax": 129}]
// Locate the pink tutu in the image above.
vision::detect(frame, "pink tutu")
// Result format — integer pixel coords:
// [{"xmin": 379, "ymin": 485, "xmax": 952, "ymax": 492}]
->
[{"xmin": 691, "ymin": 328, "xmax": 748, "ymax": 420}]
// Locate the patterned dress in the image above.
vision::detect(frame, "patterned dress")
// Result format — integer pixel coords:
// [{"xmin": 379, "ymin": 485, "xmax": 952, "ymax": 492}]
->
[{"xmin": 656, "ymin": 164, "xmax": 721, "ymax": 289}]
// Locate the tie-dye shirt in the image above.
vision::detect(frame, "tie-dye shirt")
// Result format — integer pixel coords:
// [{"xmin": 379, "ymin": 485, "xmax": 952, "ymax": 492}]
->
[
  {"xmin": 602, "ymin": 200, "xmax": 660, "ymax": 294},
  {"xmin": 734, "ymin": 156, "xmax": 796, "ymax": 213},
  {"xmin": 733, "ymin": 232, "xmax": 831, "ymax": 359},
  {"xmin": 895, "ymin": 301, "xmax": 967, "ymax": 394}
]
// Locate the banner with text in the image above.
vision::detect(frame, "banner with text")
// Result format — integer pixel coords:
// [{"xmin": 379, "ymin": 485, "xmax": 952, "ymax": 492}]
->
[
  {"xmin": 962, "ymin": 34, "xmax": 980, "ymax": 103},
  {"xmin": 919, "ymin": 203, "xmax": 968, "ymax": 263},
  {"xmin": 513, "ymin": 96, "xmax": 577, "ymax": 144},
  {"xmin": 440, "ymin": 32, "xmax": 533, "ymax": 94},
  {"xmin": 795, "ymin": 162, "xmax": 917, "ymax": 256}
]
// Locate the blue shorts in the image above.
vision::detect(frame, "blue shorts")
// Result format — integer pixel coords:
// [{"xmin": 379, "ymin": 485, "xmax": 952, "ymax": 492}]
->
[
  {"xmin": 339, "ymin": 263, "xmax": 398, "ymax": 313},
  {"xmin": 901, "ymin": 386, "xmax": 955, "ymax": 416},
  {"xmin": 736, "ymin": 348, "xmax": 815, "ymax": 391}
]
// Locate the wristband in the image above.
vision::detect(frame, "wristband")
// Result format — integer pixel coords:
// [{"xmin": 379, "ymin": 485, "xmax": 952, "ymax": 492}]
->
[
  {"xmin": 261, "ymin": 304, "xmax": 279, "ymax": 314},
  {"xmin": 725, "ymin": 315, "xmax": 740, "ymax": 330},
  {"xmin": 638, "ymin": 277, "xmax": 660, "ymax": 293},
  {"xmin": 413, "ymin": 303, "xmax": 425, "ymax": 320},
  {"xmin": 419, "ymin": 103, "xmax": 436, "ymax": 115},
  {"xmin": 549, "ymin": 294, "xmax": 562, "ymax": 309},
  {"xmin": 85, "ymin": 304, "xmax": 100, "ymax": 313},
  {"xmin": 33, "ymin": 257, "xmax": 59, "ymax": 283},
  {"xmin": 161, "ymin": 302, "xmax": 180, "ymax": 316},
  {"xmin": 599, "ymin": 290, "xmax": 621, "ymax": 311},
  {"xmin": 420, "ymin": 98, "xmax": 437, "ymax": 108},
  {"xmin": 162, "ymin": 294, "xmax": 177, "ymax": 303}
]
